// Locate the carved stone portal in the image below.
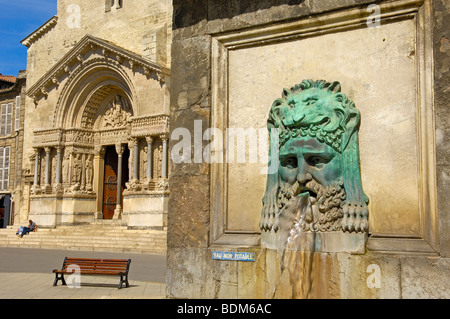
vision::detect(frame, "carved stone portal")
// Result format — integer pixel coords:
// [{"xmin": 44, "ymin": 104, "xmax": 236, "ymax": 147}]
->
[{"xmin": 260, "ymin": 80, "xmax": 369, "ymax": 252}]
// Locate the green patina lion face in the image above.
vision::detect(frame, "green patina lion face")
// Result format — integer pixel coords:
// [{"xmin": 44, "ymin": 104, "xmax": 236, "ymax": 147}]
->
[
  {"xmin": 269, "ymin": 81, "xmax": 356, "ymax": 153},
  {"xmin": 261, "ymin": 80, "xmax": 369, "ymax": 234}
]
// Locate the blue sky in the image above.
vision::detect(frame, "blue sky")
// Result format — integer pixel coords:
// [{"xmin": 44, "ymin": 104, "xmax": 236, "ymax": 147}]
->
[{"xmin": 0, "ymin": 0, "xmax": 57, "ymax": 76}]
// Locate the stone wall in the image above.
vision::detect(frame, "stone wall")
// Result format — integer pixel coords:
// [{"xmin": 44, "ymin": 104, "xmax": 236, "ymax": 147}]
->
[
  {"xmin": 434, "ymin": 0, "xmax": 450, "ymax": 258},
  {"xmin": 166, "ymin": 0, "xmax": 450, "ymax": 298},
  {"xmin": 25, "ymin": 0, "xmax": 172, "ymax": 86}
]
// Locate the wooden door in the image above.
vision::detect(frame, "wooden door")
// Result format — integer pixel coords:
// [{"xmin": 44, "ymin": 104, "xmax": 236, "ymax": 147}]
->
[
  {"xmin": 102, "ymin": 146, "xmax": 118, "ymax": 219},
  {"xmin": 102, "ymin": 145, "xmax": 129, "ymax": 219}
]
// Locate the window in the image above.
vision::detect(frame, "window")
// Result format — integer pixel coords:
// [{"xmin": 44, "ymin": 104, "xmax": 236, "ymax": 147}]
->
[
  {"xmin": 0, "ymin": 103, "xmax": 12, "ymax": 136},
  {"xmin": 0, "ymin": 147, "xmax": 10, "ymax": 190},
  {"xmin": 14, "ymin": 96, "xmax": 21, "ymax": 131}
]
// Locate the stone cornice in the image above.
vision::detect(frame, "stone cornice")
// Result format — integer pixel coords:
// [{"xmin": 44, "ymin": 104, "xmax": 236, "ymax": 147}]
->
[
  {"xmin": 27, "ymin": 34, "xmax": 170, "ymax": 103},
  {"xmin": 21, "ymin": 16, "xmax": 58, "ymax": 48}
]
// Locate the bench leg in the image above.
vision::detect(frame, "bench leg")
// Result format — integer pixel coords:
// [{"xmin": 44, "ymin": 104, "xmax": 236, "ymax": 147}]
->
[
  {"xmin": 53, "ymin": 273, "xmax": 66, "ymax": 286},
  {"xmin": 118, "ymin": 274, "xmax": 129, "ymax": 289}
]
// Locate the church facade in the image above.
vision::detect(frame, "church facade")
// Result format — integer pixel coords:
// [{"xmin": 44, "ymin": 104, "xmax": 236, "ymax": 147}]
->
[{"xmin": 17, "ymin": 0, "xmax": 172, "ymax": 230}]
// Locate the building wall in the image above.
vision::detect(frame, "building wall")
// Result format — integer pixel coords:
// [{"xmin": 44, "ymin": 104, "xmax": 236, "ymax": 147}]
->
[
  {"xmin": 25, "ymin": 0, "xmax": 172, "ymax": 87},
  {"xmin": 434, "ymin": 0, "xmax": 450, "ymax": 258},
  {"xmin": 166, "ymin": 0, "xmax": 450, "ymax": 298},
  {"xmin": 0, "ymin": 72, "xmax": 26, "ymax": 226}
]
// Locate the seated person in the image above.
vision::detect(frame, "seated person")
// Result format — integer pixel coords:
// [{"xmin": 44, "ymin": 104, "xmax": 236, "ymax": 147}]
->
[
  {"xmin": 16, "ymin": 220, "xmax": 38, "ymax": 237},
  {"xmin": 28, "ymin": 220, "xmax": 38, "ymax": 232}
]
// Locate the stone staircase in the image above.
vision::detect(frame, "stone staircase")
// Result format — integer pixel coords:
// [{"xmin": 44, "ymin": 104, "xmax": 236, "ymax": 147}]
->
[{"xmin": 0, "ymin": 222, "xmax": 167, "ymax": 255}]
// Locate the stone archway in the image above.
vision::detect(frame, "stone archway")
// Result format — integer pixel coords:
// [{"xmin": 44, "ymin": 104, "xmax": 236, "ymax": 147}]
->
[{"xmin": 28, "ymin": 35, "xmax": 170, "ymax": 229}]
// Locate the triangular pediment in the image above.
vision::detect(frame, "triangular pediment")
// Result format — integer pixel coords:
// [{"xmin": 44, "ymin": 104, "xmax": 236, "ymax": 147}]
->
[{"xmin": 27, "ymin": 34, "xmax": 169, "ymax": 102}]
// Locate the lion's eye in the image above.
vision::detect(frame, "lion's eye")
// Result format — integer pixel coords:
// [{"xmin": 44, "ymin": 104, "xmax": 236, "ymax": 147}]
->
[{"xmin": 302, "ymin": 96, "xmax": 318, "ymax": 106}]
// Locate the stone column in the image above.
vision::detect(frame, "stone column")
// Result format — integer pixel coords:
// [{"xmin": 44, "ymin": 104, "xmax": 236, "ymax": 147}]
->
[
  {"xmin": 40, "ymin": 147, "xmax": 53, "ymax": 194},
  {"xmin": 94, "ymin": 146, "xmax": 105, "ymax": 219},
  {"xmin": 33, "ymin": 148, "xmax": 40, "ymax": 188},
  {"xmin": 114, "ymin": 143, "xmax": 124, "ymax": 219},
  {"xmin": 44, "ymin": 147, "xmax": 51, "ymax": 186},
  {"xmin": 55, "ymin": 146, "xmax": 62, "ymax": 184},
  {"xmin": 161, "ymin": 135, "xmax": 168, "ymax": 178},
  {"xmin": 133, "ymin": 139, "xmax": 139, "ymax": 181},
  {"xmin": 146, "ymin": 136, "xmax": 153, "ymax": 180},
  {"xmin": 53, "ymin": 146, "xmax": 64, "ymax": 194}
]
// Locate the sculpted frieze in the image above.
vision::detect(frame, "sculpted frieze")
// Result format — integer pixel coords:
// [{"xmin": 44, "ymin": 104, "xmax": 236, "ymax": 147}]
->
[
  {"xmin": 131, "ymin": 114, "xmax": 169, "ymax": 137},
  {"xmin": 99, "ymin": 127, "xmax": 130, "ymax": 145},
  {"xmin": 33, "ymin": 129, "xmax": 63, "ymax": 147},
  {"xmin": 64, "ymin": 129, "xmax": 95, "ymax": 145}
]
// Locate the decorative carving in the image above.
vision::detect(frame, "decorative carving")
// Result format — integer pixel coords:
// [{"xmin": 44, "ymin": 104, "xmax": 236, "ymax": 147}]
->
[
  {"xmin": 125, "ymin": 179, "xmax": 142, "ymax": 191},
  {"xmin": 85, "ymin": 154, "xmax": 93, "ymax": 191},
  {"xmin": 131, "ymin": 114, "xmax": 169, "ymax": 137},
  {"xmin": 157, "ymin": 178, "xmax": 169, "ymax": 191},
  {"xmin": 21, "ymin": 16, "xmax": 58, "ymax": 48},
  {"xmin": 155, "ymin": 144, "xmax": 163, "ymax": 178},
  {"xmin": 94, "ymin": 145, "xmax": 106, "ymax": 156},
  {"xmin": 103, "ymin": 95, "xmax": 132, "ymax": 128},
  {"xmin": 81, "ymin": 84, "xmax": 117, "ymax": 128},
  {"xmin": 62, "ymin": 153, "xmax": 70, "ymax": 184},
  {"xmin": 72, "ymin": 153, "xmax": 82, "ymax": 185},
  {"xmin": 260, "ymin": 80, "xmax": 369, "ymax": 240},
  {"xmin": 115, "ymin": 143, "xmax": 125, "ymax": 156},
  {"xmin": 142, "ymin": 145, "xmax": 148, "ymax": 179},
  {"xmin": 157, "ymin": 72, "xmax": 165, "ymax": 84},
  {"xmin": 99, "ymin": 127, "xmax": 129, "ymax": 145},
  {"xmin": 27, "ymin": 35, "xmax": 170, "ymax": 109}
]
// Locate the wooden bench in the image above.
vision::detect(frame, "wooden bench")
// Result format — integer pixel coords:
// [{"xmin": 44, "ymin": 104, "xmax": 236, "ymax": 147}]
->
[{"xmin": 53, "ymin": 257, "xmax": 131, "ymax": 289}]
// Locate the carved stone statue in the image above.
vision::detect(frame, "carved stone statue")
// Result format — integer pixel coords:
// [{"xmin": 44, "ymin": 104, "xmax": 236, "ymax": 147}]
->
[
  {"xmin": 260, "ymin": 80, "xmax": 369, "ymax": 244},
  {"xmin": 85, "ymin": 155, "xmax": 93, "ymax": 191},
  {"xmin": 103, "ymin": 95, "xmax": 132, "ymax": 128},
  {"xmin": 142, "ymin": 146, "xmax": 148, "ymax": 179},
  {"xmin": 62, "ymin": 153, "xmax": 69, "ymax": 184},
  {"xmin": 155, "ymin": 144, "xmax": 163, "ymax": 178},
  {"xmin": 73, "ymin": 153, "xmax": 82, "ymax": 185}
]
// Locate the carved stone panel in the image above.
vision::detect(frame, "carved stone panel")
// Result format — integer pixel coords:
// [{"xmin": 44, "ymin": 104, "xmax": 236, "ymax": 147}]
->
[
  {"xmin": 209, "ymin": 1, "xmax": 436, "ymax": 254},
  {"xmin": 102, "ymin": 95, "xmax": 132, "ymax": 128}
]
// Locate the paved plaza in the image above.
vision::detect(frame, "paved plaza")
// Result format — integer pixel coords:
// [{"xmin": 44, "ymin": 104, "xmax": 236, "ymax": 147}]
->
[{"xmin": 0, "ymin": 247, "xmax": 166, "ymax": 299}]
